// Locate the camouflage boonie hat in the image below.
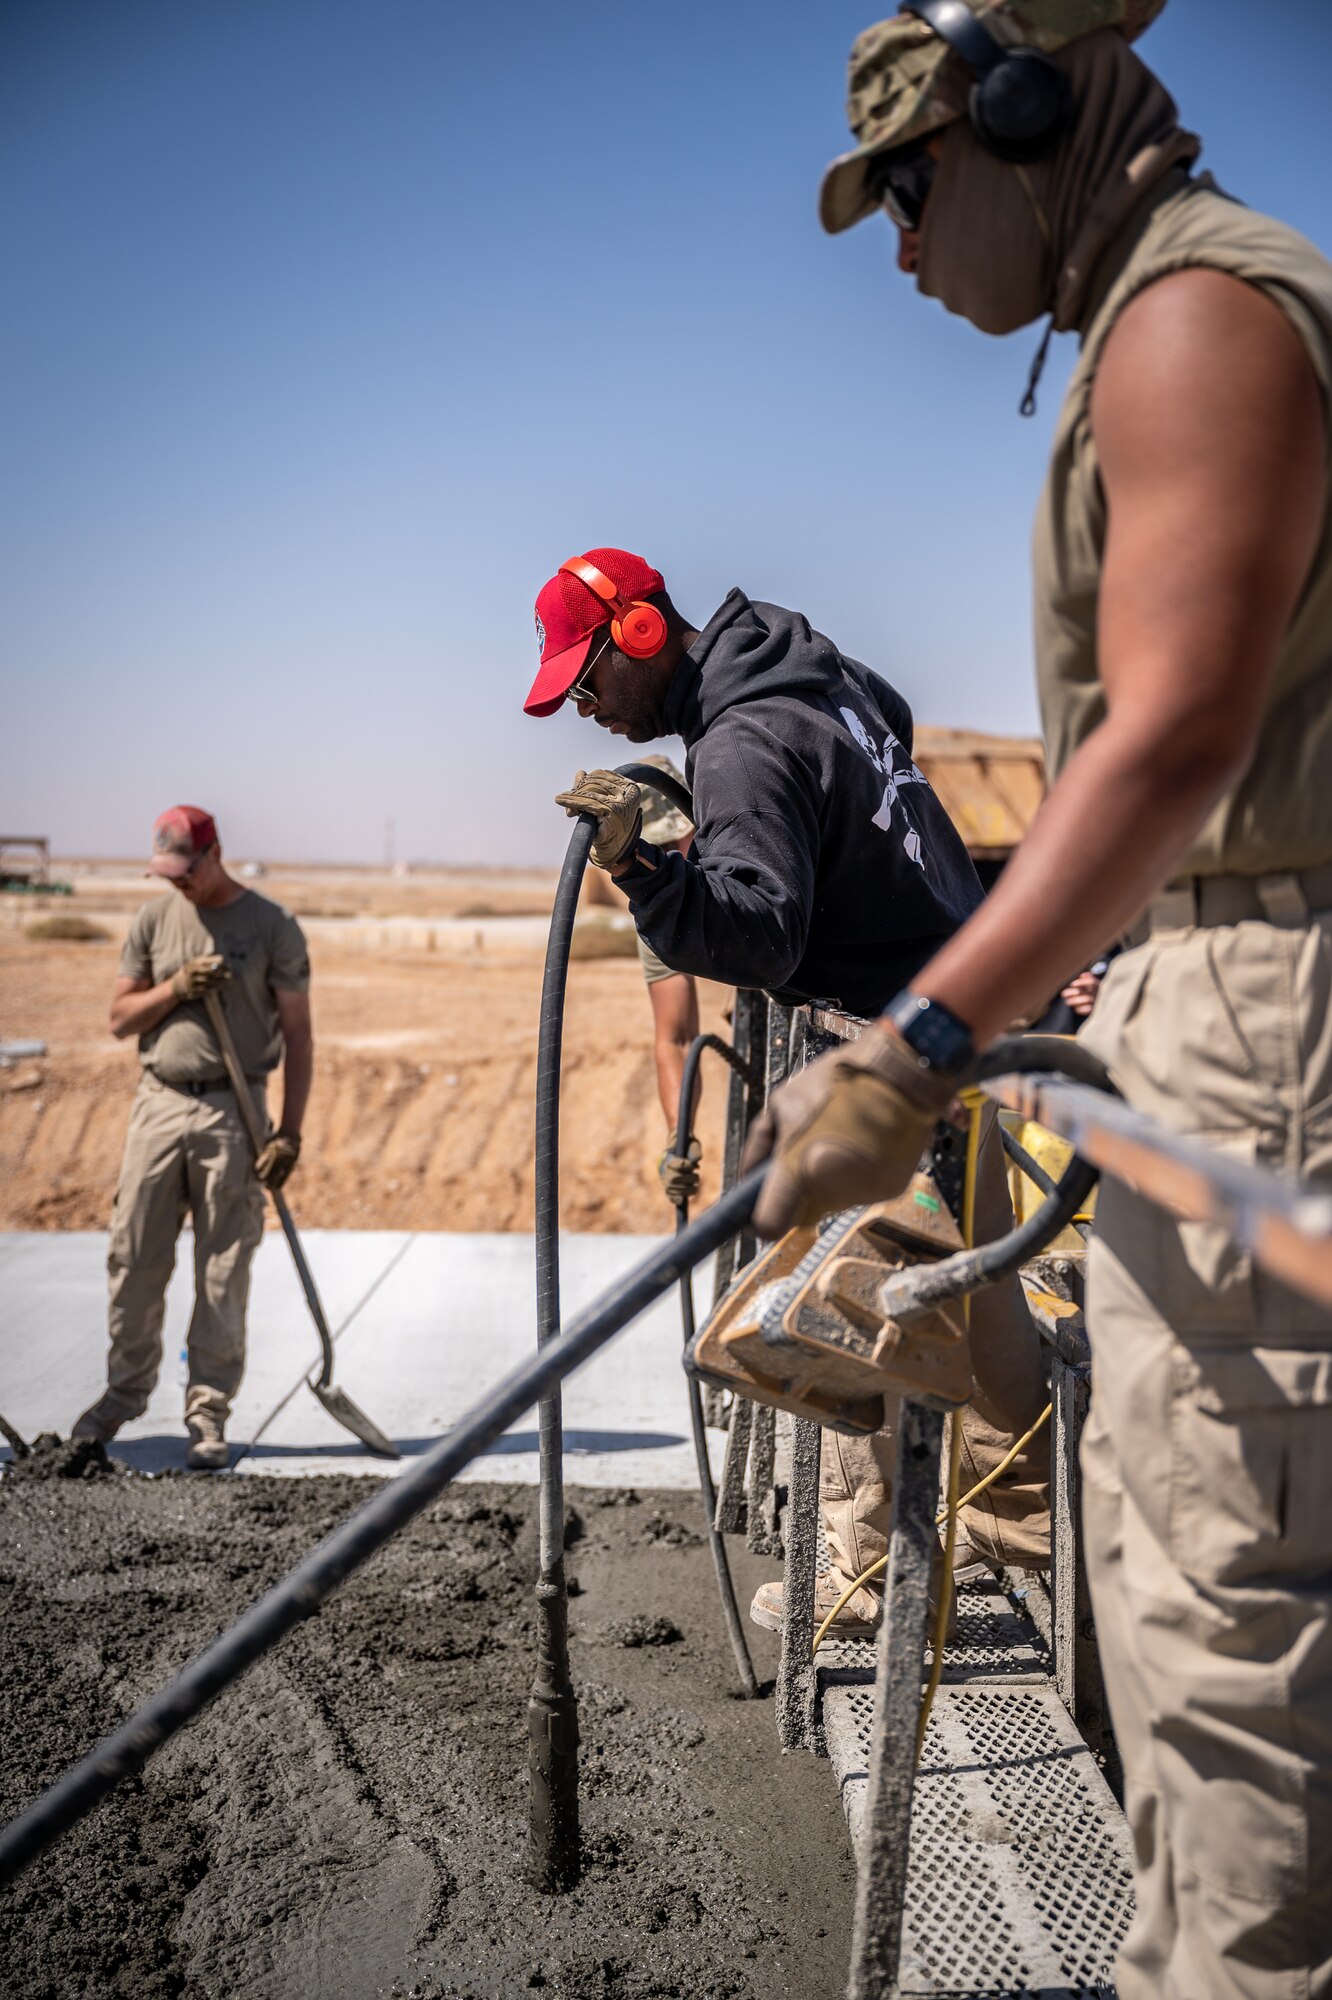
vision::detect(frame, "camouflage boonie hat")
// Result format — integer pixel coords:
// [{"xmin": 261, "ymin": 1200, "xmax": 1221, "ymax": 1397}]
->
[
  {"xmin": 820, "ymin": 0, "xmax": 1168, "ymax": 235},
  {"xmin": 637, "ymin": 754, "xmax": 693, "ymax": 845}
]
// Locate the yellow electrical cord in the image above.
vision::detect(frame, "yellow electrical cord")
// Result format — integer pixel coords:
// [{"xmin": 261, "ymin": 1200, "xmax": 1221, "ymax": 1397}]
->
[{"xmin": 809, "ymin": 1398, "xmax": 1053, "ymax": 1658}]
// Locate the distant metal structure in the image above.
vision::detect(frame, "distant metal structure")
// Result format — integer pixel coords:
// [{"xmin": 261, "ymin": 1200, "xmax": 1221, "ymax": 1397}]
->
[
  {"xmin": 0, "ymin": 837, "xmax": 51, "ymax": 890},
  {"xmin": 911, "ymin": 729, "xmax": 1045, "ymax": 885}
]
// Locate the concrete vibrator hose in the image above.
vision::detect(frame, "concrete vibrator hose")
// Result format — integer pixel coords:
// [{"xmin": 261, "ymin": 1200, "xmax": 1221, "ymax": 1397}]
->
[{"xmin": 527, "ymin": 760, "xmax": 763, "ymax": 1898}]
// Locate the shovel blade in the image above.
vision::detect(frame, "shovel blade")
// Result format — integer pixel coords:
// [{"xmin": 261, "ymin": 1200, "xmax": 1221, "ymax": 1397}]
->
[{"xmin": 311, "ymin": 1382, "xmax": 400, "ymax": 1460}]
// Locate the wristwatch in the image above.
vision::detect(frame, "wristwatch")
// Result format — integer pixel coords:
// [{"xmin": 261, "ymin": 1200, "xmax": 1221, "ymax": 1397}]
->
[{"xmin": 883, "ymin": 989, "xmax": 975, "ymax": 1075}]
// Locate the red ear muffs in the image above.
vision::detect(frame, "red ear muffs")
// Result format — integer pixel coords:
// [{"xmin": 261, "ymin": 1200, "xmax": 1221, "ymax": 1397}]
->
[{"xmin": 559, "ymin": 557, "xmax": 668, "ymax": 660}]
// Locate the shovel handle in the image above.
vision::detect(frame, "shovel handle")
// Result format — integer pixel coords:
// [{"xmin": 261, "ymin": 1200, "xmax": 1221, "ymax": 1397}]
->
[
  {"xmin": 201, "ymin": 989, "xmax": 269, "ymax": 1157},
  {"xmin": 269, "ymin": 1189, "xmax": 336, "ymax": 1389},
  {"xmin": 202, "ymin": 988, "xmax": 336, "ymax": 1390}
]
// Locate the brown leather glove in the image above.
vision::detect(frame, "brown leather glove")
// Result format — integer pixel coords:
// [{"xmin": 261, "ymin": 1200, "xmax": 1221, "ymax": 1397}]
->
[
  {"xmin": 170, "ymin": 954, "xmax": 231, "ymax": 1001},
  {"xmin": 743, "ymin": 1025, "xmax": 957, "ymax": 1237},
  {"xmin": 659, "ymin": 1138, "xmax": 702, "ymax": 1206},
  {"xmin": 554, "ymin": 770, "xmax": 643, "ymax": 871},
  {"xmin": 253, "ymin": 1131, "xmax": 301, "ymax": 1190}
]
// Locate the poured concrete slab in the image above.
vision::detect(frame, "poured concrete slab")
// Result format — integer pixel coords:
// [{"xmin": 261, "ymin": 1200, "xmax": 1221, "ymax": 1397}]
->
[{"xmin": 0, "ymin": 1229, "xmax": 721, "ymax": 1486}]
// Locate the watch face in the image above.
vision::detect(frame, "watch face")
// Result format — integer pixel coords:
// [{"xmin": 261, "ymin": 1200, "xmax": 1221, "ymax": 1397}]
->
[{"xmin": 890, "ymin": 992, "xmax": 973, "ymax": 1072}]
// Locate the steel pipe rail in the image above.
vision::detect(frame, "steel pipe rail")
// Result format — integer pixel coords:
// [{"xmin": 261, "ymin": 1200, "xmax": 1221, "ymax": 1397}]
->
[
  {"xmin": 672, "ymin": 1032, "xmax": 762, "ymax": 1698},
  {"xmin": 0, "ymin": 1171, "xmax": 764, "ymax": 1892},
  {"xmin": 985, "ymin": 1072, "xmax": 1332, "ymax": 1306}
]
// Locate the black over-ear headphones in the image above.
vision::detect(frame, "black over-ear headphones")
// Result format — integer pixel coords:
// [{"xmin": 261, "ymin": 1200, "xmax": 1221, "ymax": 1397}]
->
[{"xmin": 903, "ymin": 0, "xmax": 1072, "ymax": 164}]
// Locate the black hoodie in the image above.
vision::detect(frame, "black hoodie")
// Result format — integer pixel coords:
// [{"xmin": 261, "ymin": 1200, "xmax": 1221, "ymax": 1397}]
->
[{"xmin": 619, "ymin": 590, "xmax": 984, "ymax": 1015}]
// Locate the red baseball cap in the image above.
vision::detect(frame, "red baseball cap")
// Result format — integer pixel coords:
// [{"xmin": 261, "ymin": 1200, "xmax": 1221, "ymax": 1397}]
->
[
  {"xmin": 524, "ymin": 547, "xmax": 666, "ymax": 717},
  {"xmin": 148, "ymin": 805, "xmax": 219, "ymax": 878}
]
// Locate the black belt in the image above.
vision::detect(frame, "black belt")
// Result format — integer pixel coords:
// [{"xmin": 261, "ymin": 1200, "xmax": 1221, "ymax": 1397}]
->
[{"xmin": 151, "ymin": 1073, "xmax": 264, "ymax": 1098}]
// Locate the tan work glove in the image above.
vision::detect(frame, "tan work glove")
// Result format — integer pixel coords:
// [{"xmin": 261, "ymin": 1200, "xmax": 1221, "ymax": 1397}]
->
[
  {"xmin": 659, "ymin": 1137, "xmax": 702, "ymax": 1206},
  {"xmin": 170, "ymin": 954, "xmax": 231, "ymax": 1001},
  {"xmin": 253, "ymin": 1131, "xmax": 301, "ymax": 1190},
  {"xmin": 743, "ymin": 1025, "xmax": 957, "ymax": 1237},
  {"xmin": 554, "ymin": 770, "xmax": 642, "ymax": 871}
]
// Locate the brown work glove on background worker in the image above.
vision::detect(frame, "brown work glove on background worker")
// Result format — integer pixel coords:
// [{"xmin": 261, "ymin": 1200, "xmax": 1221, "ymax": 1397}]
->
[
  {"xmin": 253, "ymin": 1131, "xmax": 301, "ymax": 1191},
  {"xmin": 555, "ymin": 770, "xmax": 642, "ymax": 871},
  {"xmin": 744, "ymin": 1025, "xmax": 957, "ymax": 1236},
  {"xmin": 659, "ymin": 1138, "xmax": 703, "ymax": 1206},
  {"xmin": 170, "ymin": 954, "xmax": 231, "ymax": 1001}
]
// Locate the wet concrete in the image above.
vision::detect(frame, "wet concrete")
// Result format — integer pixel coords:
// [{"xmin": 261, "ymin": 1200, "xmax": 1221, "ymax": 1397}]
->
[{"xmin": 0, "ymin": 1457, "xmax": 855, "ymax": 1998}]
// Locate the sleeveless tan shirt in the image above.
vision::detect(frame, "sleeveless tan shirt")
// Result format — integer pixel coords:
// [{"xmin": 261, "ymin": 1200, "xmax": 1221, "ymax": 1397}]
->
[{"xmin": 1034, "ymin": 175, "xmax": 1332, "ymax": 877}]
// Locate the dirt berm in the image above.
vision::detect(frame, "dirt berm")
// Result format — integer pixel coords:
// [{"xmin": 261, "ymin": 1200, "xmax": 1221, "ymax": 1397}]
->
[{"xmin": 0, "ymin": 1450, "xmax": 855, "ymax": 1999}]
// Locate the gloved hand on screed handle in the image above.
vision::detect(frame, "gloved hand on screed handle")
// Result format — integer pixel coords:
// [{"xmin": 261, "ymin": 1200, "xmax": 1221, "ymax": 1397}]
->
[
  {"xmin": 554, "ymin": 770, "xmax": 643, "ymax": 872},
  {"xmin": 170, "ymin": 954, "xmax": 231, "ymax": 1002},
  {"xmin": 254, "ymin": 1131, "xmax": 301, "ymax": 1191},
  {"xmin": 742, "ymin": 1023, "xmax": 957, "ymax": 1237}
]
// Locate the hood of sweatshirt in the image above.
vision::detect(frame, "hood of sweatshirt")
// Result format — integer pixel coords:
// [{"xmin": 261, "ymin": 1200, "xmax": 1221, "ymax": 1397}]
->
[
  {"xmin": 625, "ymin": 587, "xmax": 977, "ymax": 1015},
  {"xmin": 666, "ymin": 589, "xmax": 910, "ymax": 748}
]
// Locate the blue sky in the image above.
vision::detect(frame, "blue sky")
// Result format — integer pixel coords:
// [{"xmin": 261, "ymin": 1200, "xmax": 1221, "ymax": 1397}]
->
[{"xmin": 3, "ymin": 0, "xmax": 1330, "ymax": 867}]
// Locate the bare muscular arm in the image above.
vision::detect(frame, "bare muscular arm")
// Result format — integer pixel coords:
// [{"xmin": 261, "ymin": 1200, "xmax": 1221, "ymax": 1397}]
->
[
  {"xmin": 109, "ymin": 975, "xmax": 178, "ymax": 1040},
  {"xmin": 649, "ymin": 973, "xmax": 701, "ymax": 1136},
  {"xmin": 275, "ymin": 988, "xmax": 313, "ymax": 1136},
  {"xmin": 911, "ymin": 268, "xmax": 1326, "ymax": 1045}
]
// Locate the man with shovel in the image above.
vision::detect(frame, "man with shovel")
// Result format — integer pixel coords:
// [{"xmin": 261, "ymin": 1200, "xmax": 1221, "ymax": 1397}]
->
[{"xmin": 72, "ymin": 806, "xmax": 311, "ymax": 1470}]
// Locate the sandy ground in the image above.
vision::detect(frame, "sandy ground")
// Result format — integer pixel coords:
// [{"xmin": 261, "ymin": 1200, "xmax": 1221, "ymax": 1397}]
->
[
  {"xmin": 0, "ymin": 865, "xmax": 733, "ymax": 1235},
  {"xmin": 0, "ymin": 1446, "xmax": 855, "ymax": 2000}
]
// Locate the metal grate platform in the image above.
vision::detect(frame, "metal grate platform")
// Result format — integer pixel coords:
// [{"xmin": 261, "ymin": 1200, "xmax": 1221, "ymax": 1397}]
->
[
  {"xmin": 823, "ymin": 1672, "xmax": 1133, "ymax": 1997},
  {"xmin": 811, "ymin": 1523, "xmax": 1132, "ymax": 1995},
  {"xmin": 814, "ymin": 1537, "xmax": 1051, "ymax": 1684}
]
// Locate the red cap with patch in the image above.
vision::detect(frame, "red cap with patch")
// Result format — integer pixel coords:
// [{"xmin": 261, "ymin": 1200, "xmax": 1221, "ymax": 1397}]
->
[
  {"xmin": 148, "ymin": 805, "xmax": 218, "ymax": 878},
  {"xmin": 524, "ymin": 547, "xmax": 665, "ymax": 717}
]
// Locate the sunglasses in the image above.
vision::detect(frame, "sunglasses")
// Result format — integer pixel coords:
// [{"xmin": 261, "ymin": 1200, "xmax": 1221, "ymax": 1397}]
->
[
  {"xmin": 866, "ymin": 141, "xmax": 937, "ymax": 233},
  {"xmin": 565, "ymin": 629, "xmax": 613, "ymax": 708}
]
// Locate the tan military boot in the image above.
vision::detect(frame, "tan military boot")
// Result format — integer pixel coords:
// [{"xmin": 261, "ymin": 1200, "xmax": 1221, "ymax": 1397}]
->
[
  {"xmin": 749, "ymin": 1572, "xmax": 883, "ymax": 1638},
  {"xmin": 185, "ymin": 1412, "xmax": 230, "ymax": 1471}
]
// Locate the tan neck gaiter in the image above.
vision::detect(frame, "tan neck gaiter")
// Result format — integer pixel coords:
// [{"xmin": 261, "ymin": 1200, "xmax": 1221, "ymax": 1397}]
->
[{"xmin": 915, "ymin": 29, "xmax": 1201, "ymax": 337}]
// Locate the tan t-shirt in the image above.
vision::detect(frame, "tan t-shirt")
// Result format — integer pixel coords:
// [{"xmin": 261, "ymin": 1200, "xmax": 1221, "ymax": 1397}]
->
[
  {"xmin": 119, "ymin": 889, "xmax": 310, "ymax": 1085},
  {"xmin": 1034, "ymin": 175, "xmax": 1332, "ymax": 879}
]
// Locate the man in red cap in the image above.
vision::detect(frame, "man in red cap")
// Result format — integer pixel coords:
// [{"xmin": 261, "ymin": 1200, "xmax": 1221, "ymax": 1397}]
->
[
  {"xmin": 71, "ymin": 807, "xmax": 312, "ymax": 1470},
  {"xmin": 526, "ymin": 547, "xmax": 1052, "ymax": 1637}
]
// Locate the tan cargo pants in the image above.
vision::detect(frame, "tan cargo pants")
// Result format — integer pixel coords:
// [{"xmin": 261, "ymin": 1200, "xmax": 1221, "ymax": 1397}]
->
[
  {"xmin": 822, "ymin": 1106, "xmax": 1052, "ymax": 1587},
  {"xmin": 102, "ymin": 1071, "xmax": 267, "ymax": 1428},
  {"xmin": 1080, "ymin": 917, "xmax": 1332, "ymax": 1999}
]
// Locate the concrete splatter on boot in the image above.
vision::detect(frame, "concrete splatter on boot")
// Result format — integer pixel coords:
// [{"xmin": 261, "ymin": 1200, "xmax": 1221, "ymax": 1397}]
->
[{"xmin": 71, "ymin": 1393, "xmax": 131, "ymax": 1444}]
